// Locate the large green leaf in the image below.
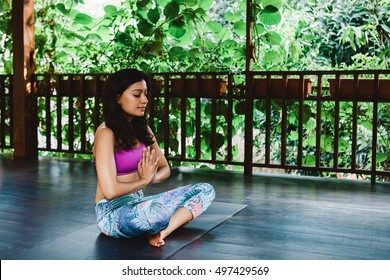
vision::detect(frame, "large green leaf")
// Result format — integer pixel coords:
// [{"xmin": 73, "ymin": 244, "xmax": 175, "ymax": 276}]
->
[
  {"xmin": 289, "ymin": 131, "xmax": 298, "ymax": 141},
  {"xmin": 263, "ymin": 50, "xmax": 279, "ymax": 62},
  {"xmin": 206, "ymin": 21, "xmax": 222, "ymax": 34},
  {"xmin": 74, "ymin": 13, "xmax": 93, "ymax": 25},
  {"xmin": 147, "ymin": 8, "xmax": 160, "ymax": 23},
  {"xmin": 303, "ymin": 154, "xmax": 316, "ymax": 166},
  {"xmin": 264, "ymin": 31, "xmax": 282, "ymax": 45},
  {"xmin": 233, "ymin": 20, "xmax": 246, "ymax": 36},
  {"xmin": 224, "ymin": 11, "xmax": 234, "ymax": 21},
  {"xmin": 168, "ymin": 17, "xmax": 186, "ymax": 38},
  {"xmin": 199, "ymin": 0, "xmax": 214, "ymax": 10},
  {"xmin": 361, "ymin": 120, "xmax": 373, "ymax": 131},
  {"xmin": 169, "ymin": 46, "xmax": 186, "ymax": 58},
  {"xmin": 137, "ymin": 19, "xmax": 154, "ymax": 36},
  {"xmin": 259, "ymin": 6, "xmax": 281, "ymax": 26},
  {"xmin": 116, "ymin": 32, "xmax": 132, "ymax": 46},
  {"xmin": 164, "ymin": 1, "xmax": 180, "ymax": 19},
  {"xmin": 175, "ymin": 22, "xmax": 195, "ymax": 46},
  {"xmin": 104, "ymin": 5, "xmax": 117, "ymax": 15},
  {"xmin": 338, "ymin": 138, "xmax": 350, "ymax": 153},
  {"xmin": 56, "ymin": 3, "xmax": 68, "ymax": 15},
  {"xmin": 376, "ymin": 153, "xmax": 388, "ymax": 163}
]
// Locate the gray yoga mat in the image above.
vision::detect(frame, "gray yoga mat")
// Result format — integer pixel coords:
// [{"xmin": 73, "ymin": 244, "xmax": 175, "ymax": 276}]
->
[{"xmin": 12, "ymin": 202, "xmax": 246, "ymax": 260}]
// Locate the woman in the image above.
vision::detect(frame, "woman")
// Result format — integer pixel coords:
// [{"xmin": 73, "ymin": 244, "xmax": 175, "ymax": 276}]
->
[{"xmin": 94, "ymin": 68, "xmax": 215, "ymax": 247}]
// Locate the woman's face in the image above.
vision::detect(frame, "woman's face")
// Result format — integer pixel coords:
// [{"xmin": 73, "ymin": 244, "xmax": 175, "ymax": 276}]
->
[{"xmin": 118, "ymin": 80, "xmax": 148, "ymax": 118}]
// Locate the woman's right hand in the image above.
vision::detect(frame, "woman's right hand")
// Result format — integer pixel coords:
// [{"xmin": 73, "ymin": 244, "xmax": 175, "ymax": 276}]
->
[{"xmin": 138, "ymin": 146, "xmax": 160, "ymax": 185}]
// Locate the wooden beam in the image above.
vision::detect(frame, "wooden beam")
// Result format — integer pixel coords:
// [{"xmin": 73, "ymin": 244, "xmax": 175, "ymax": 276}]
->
[
  {"xmin": 244, "ymin": 0, "xmax": 254, "ymax": 175},
  {"xmin": 12, "ymin": 0, "xmax": 37, "ymax": 157}
]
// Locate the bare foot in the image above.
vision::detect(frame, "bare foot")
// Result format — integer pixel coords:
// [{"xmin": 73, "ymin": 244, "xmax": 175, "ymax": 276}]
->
[{"xmin": 148, "ymin": 231, "xmax": 166, "ymax": 247}]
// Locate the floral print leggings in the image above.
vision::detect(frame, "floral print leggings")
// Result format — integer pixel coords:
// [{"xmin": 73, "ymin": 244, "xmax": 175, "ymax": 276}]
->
[{"xmin": 95, "ymin": 183, "xmax": 216, "ymax": 238}]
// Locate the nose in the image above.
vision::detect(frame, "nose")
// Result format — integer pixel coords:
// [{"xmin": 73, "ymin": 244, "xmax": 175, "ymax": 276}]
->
[{"xmin": 141, "ymin": 93, "xmax": 148, "ymax": 103}]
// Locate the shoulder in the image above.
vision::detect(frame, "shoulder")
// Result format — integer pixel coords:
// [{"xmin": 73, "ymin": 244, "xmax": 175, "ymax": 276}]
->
[
  {"xmin": 95, "ymin": 123, "xmax": 115, "ymax": 141},
  {"xmin": 93, "ymin": 123, "xmax": 115, "ymax": 157}
]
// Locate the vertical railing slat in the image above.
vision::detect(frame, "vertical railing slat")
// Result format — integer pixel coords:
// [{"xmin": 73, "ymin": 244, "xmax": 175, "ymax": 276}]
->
[
  {"xmin": 280, "ymin": 74, "xmax": 288, "ymax": 166},
  {"xmin": 371, "ymin": 74, "xmax": 380, "ymax": 185},
  {"xmin": 227, "ymin": 74, "xmax": 233, "ymax": 162},
  {"xmin": 57, "ymin": 76, "xmax": 63, "ymax": 151},
  {"xmin": 68, "ymin": 76, "xmax": 75, "ymax": 153},
  {"xmin": 333, "ymin": 73, "xmax": 341, "ymax": 170},
  {"xmin": 315, "ymin": 74, "xmax": 323, "ymax": 169},
  {"xmin": 297, "ymin": 74, "xmax": 304, "ymax": 168},
  {"xmin": 80, "ymin": 77, "xmax": 86, "ymax": 153},
  {"xmin": 351, "ymin": 74, "xmax": 359, "ymax": 172}
]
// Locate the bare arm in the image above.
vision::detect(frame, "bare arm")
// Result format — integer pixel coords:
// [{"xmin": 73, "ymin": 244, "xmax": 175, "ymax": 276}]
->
[{"xmin": 94, "ymin": 126, "xmax": 158, "ymax": 200}]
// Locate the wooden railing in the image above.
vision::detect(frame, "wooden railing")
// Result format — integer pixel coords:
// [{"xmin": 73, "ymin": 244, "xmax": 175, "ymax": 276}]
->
[{"xmin": 1, "ymin": 70, "xmax": 389, "ymax": 183}]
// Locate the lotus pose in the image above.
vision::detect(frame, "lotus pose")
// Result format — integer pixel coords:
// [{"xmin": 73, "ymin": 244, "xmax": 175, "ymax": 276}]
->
[{"xmin": 93, "ymin": 68, "xmax": 215, "ymax": 247}]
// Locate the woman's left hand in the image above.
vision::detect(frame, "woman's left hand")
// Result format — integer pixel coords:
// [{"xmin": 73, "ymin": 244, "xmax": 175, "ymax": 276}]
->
[{"xmin": 138, "ymin": 146, "xmax": 160, "ymax": 185}]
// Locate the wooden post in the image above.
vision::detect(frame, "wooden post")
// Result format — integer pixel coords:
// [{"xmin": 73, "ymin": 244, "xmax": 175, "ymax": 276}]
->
[
  {"xmin": 244, "ymin": 0, "xmax": 254, "ymax": 175},
  {"xmin": 12, "ymin": 0, "xmax": 37, "ymax": 157}
]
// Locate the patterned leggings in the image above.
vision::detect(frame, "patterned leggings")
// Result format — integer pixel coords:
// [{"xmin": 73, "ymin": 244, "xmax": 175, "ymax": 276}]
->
[{"xmin": 95, "ymin": 183, "xmax": 215, "ymax": 238}]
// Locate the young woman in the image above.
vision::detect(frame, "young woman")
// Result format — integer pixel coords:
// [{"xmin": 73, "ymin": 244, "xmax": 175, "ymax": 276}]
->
[{"xmin": 93, "ymin": 68, "xmax": 215, "ymax": 247}]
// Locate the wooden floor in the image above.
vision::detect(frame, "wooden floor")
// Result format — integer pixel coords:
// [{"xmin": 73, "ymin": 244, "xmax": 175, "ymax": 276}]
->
[{"xmin": 1, "ymin": 154, "xmax": 390, "ymax": 260}]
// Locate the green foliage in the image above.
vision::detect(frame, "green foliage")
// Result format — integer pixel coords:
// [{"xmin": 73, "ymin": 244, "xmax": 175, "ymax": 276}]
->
[
  {"xmin": 29, "ymin": 0, "xmax": 287, "ymax": 73},
  {"xmin": 283, "ymin": 0, "xmax": 390, "ymax": 69},
  {"xmin": 2, "ymin": 0, "xmax": 388, "ymax": 73},
  {"xmin": 0, "ymin": 0, "xmax": 12, "ymax": 74}
]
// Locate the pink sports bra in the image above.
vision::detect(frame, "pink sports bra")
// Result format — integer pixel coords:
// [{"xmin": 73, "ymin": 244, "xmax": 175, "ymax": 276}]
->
[{"xmin": 114, "ymin": 143, "xmax": 146, "ymax": 176}]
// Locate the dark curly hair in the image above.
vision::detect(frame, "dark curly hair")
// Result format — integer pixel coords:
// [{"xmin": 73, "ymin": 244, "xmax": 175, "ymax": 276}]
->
[{"xmin": 102, "ymin": 68, "xmax": 154, "ymax": 150}]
